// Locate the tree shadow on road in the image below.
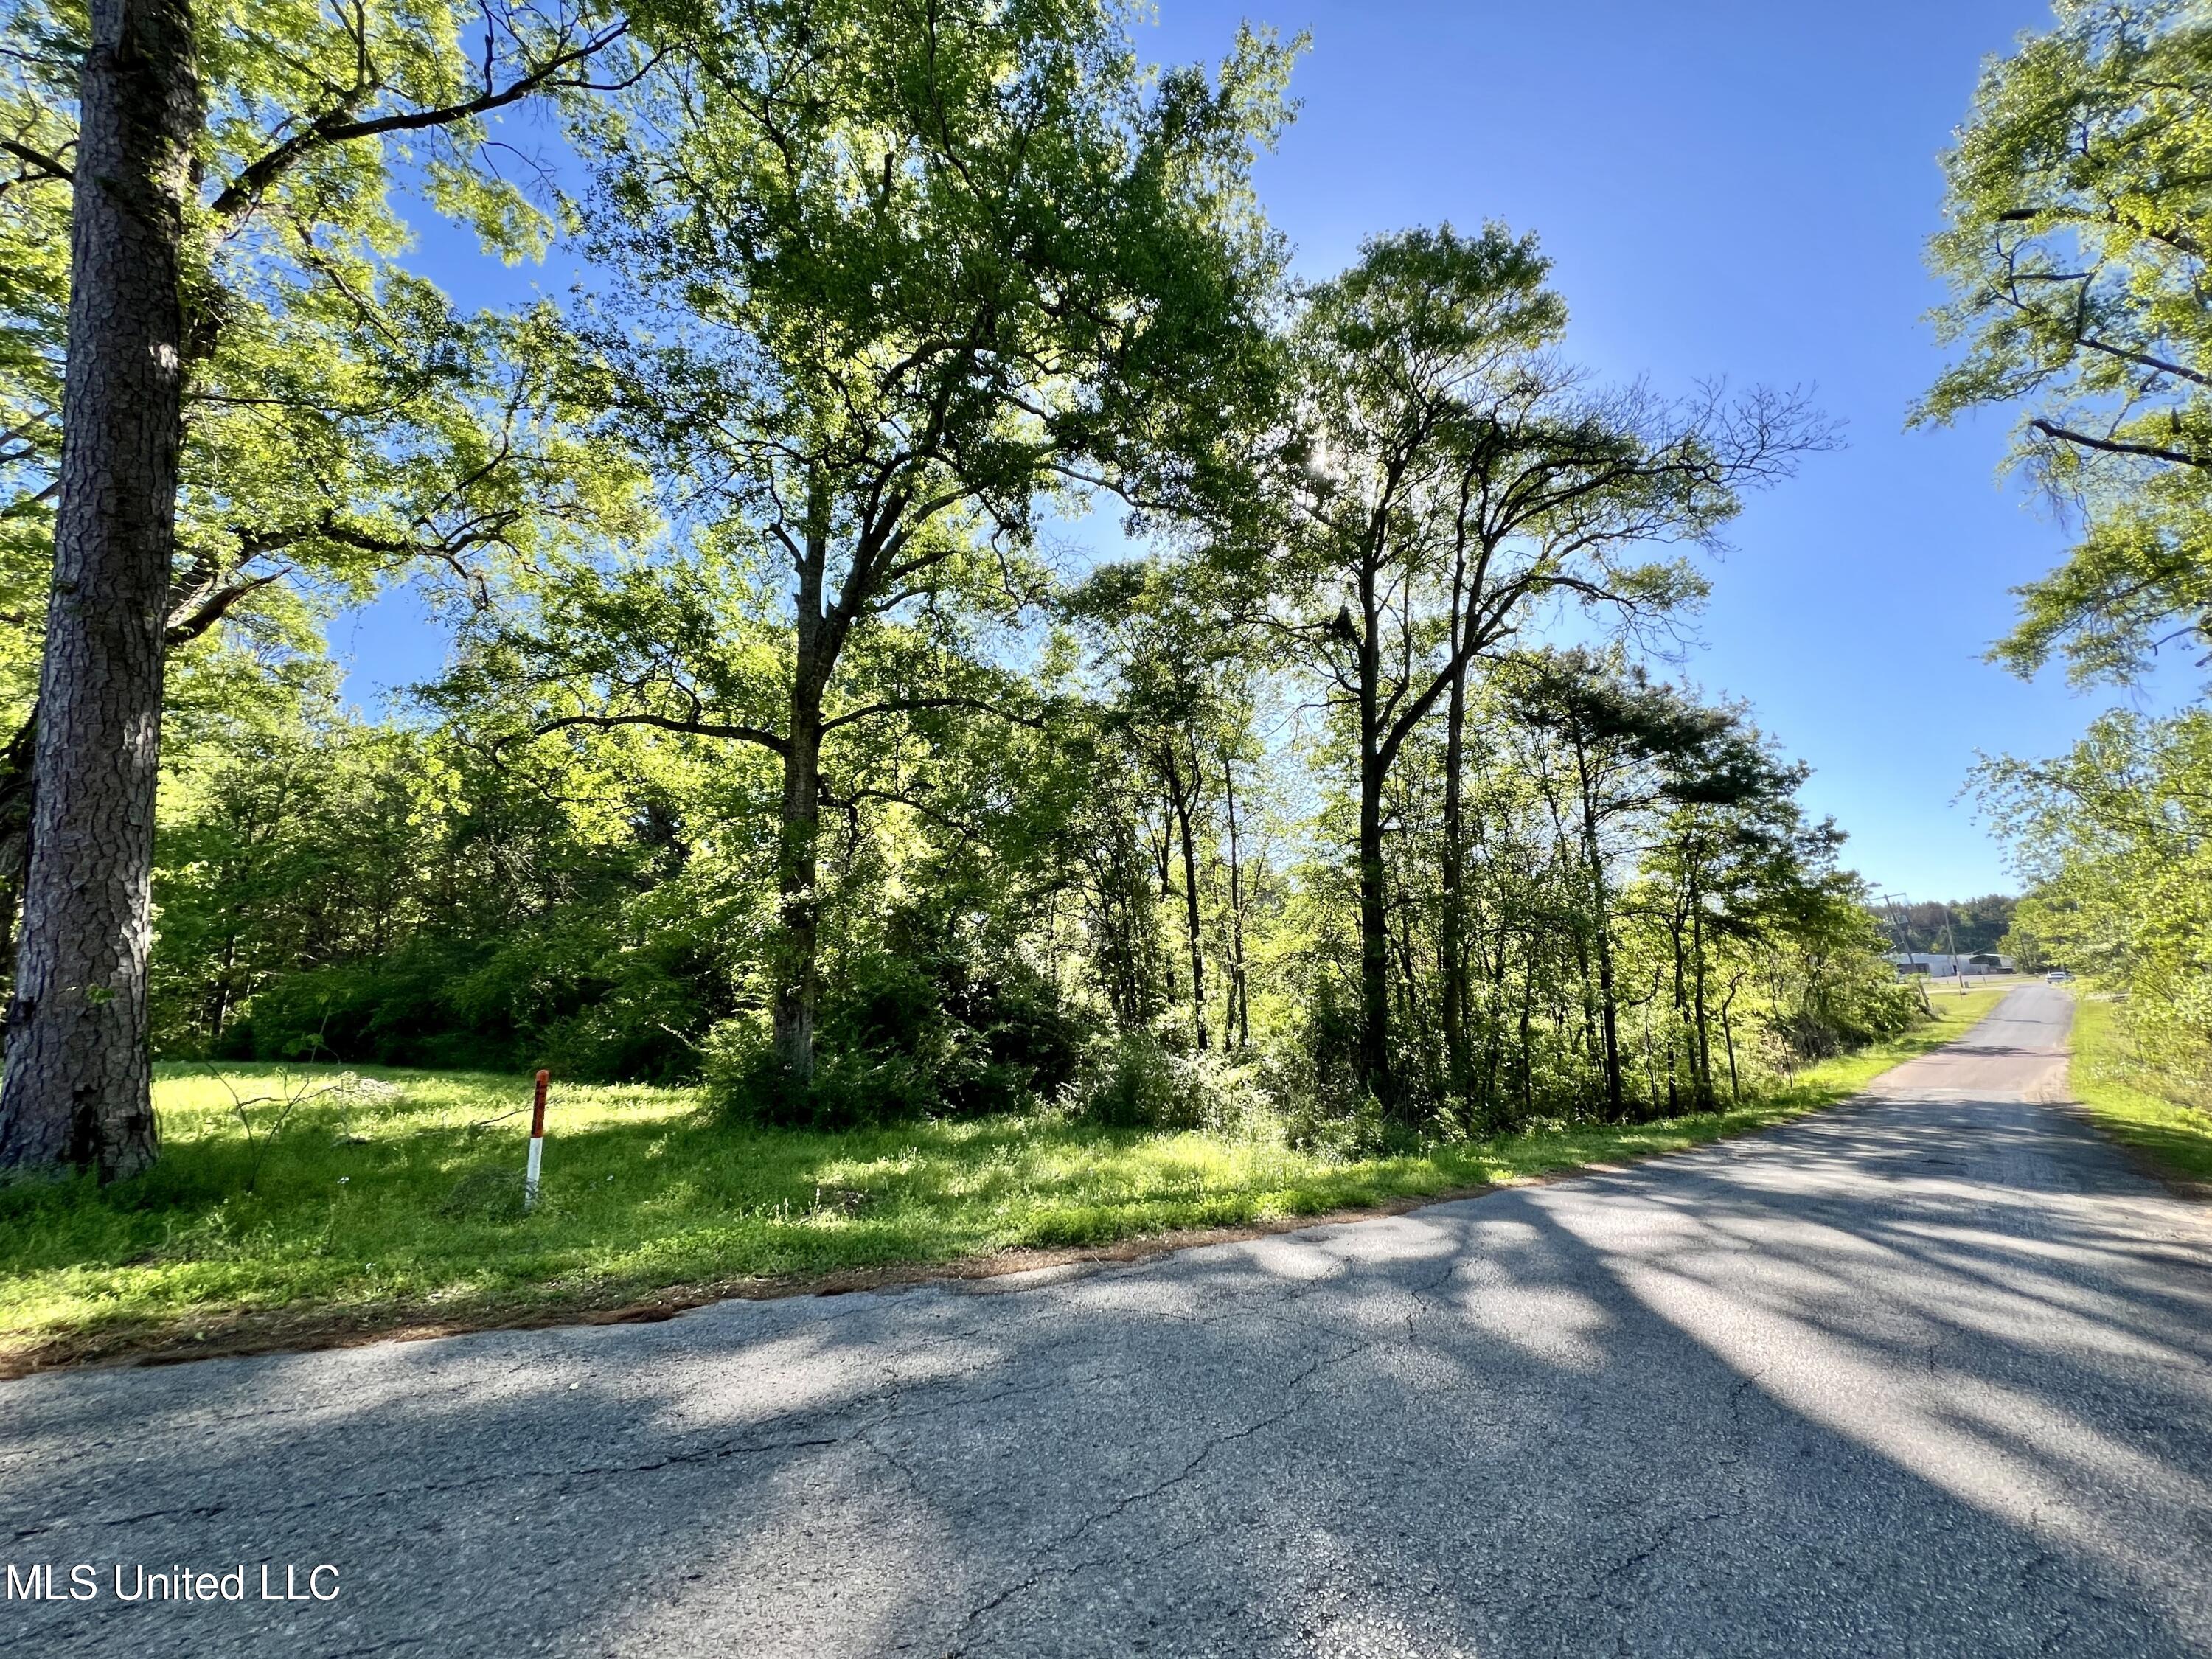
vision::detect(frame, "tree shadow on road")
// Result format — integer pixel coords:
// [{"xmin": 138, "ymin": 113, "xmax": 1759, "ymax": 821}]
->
[{"xmin": 3, "ymin": 1089, "xmax": 2208, "ymax": 1658}]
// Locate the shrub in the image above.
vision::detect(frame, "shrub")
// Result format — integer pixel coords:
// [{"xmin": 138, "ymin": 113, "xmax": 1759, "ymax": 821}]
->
[
  {"xmin": 703, "ymin": 933, "xmax": 1091, "ymax": 1128},
  {"xmin": 1065, "ymin": 1028, "xmax": 1267, "ymax": 1134},
  {"xmin": 219, "ymin": 943, "xmax": 524, "ymax": 1071}
]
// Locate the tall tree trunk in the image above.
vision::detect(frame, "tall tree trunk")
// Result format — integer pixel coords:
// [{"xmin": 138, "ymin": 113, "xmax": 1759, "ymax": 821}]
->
[
  {"xmin": 1221, "ymin": 749, "xmax": 1248, "ymax": 1051},
  {"xmin": 1719, "ymin": 973, "xmax": 1744, "ymax": 1104},
  {"xmin": 772, "ymin": 508, "xmax": 835, "ymax": 1086},
  {"xmin": 772, "ymin": 676, "xmax": 823, "ymax": 1083},
  {"xmin": 1357, "ymin": 738, "xmax": 1391, "ymax": 1107},
  {"xmin": 1516, "ymin": 950, "xmax": 1534, "ymax": 1124},
  {"xmin": 1391, "ymin": 815, "xmax": 1435, "ymax": 1102},
  {"xmin": 1536, "ymin": 769, "xmax": 1604, "ymax": 1076},
  {"xmin": 1477, "ymin": 928, "xmax": 1508, "ymax": 1116},
  {"xmin": 1666, "ymin": 901, "xmax": 1688, "ymax": 1116},
  {"xmin": 1151, "ymin": 811, "xmax": 1178, "ymax": 1009},
  {"xmin": 1688, "ymin": 861, "xmax": 1713, "ymax": 1108},
  {"xmin": 1573, "ymin": 746, "xmax": 1625, "ymax": 1120},
  {"xmin": 1641, "ymin": 978, "xmax": 1660, "ymax": 1119},
  {"xmin": 0, "ymin": 0, "xmax": 199, "ymax": 1181},
  {"xmin": 1354, "ymin": 561, "xmax": 1394, "ymax": 1109},
  {"xmin": 1439, "ymin": 644, "xmax": 1471, "ymax": 1101},
  {"xmin": 1162, "ymin": 740, "xmax": 1206, "ymax": 1049}
]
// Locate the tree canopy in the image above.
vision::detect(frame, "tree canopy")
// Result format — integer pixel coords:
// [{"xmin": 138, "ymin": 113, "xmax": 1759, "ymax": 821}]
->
[{"xmin": 1920, "ymin": 0, "xmax": 2212, "ymax": 684}]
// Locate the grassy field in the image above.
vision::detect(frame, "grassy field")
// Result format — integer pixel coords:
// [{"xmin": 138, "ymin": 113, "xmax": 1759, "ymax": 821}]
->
[
  {"xmin": 2067, "ymin": 995, "xmax": 2212, "ymax": 1187},
  {"xmin": 0, "ymin": 987, "xmax": 2009, "ymax": 1374}
]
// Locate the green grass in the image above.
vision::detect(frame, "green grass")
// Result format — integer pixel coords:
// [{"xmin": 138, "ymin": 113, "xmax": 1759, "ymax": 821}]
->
[
  {"xmin": 0, "ymin": 987, "xmax": 2011, "ymax": 1371},
  {"xmin": 2068, "ymin": 995, "xmax": 2212, "ymax": 1186}
]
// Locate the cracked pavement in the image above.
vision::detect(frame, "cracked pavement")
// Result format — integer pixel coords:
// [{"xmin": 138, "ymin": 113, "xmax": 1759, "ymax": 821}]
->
[{"xmin": 4, "ymin": 985, "xmax": 2211, "ymax": 1656}]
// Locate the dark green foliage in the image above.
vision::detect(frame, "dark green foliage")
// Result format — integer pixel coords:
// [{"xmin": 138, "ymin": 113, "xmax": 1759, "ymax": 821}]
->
[
  {"xmin": 150, "ymin": 715, "xmax": 740, "ymax": 1082},
  {"xmin": 708, "ymin": 903, "xmax": 1086, "ymax": 1129},
  {"xmin": 1886, "ymin": 895, "xmax": 2019, "ymax": 957},
  {"xmin": 1072, "ymin": 1032, "xmax": 1194, "ymax": 1130},
  {"xmin": 216, "ymin": 926, "xmax": 717, "ymax": 1082}
]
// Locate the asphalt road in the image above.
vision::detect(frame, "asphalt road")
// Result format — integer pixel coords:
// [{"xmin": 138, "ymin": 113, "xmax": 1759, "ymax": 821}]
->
[{"xmin": 5, "ymin": 985, "xmax": 2211, "ymax": 1657}]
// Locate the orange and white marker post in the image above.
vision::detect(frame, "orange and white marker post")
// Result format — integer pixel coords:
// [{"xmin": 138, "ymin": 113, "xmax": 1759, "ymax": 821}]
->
[{"xmin": 524, "ymin": 1068, "xmax": 550, "ymax": 1213}]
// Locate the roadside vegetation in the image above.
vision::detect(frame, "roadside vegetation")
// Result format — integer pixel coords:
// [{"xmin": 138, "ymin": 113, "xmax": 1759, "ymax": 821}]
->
[
  {"xmin": 1926, "ymin": 1, "xmax": 2212, "ymax": 1127},
  {"xmin": 2067, "ymin": 995, "xmax": 2212, "ymax": 1189},
  {"xmin": 0, "ymin": 987, "xmax": 2006, "ymax": 1374}
]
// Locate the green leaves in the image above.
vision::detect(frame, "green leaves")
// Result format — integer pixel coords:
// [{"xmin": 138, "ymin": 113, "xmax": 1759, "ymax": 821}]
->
[
  {"xmin": 1920, "ymin": 0, "xmax": 2212, "ymax": 683},
  {"xmin": 577, "ymin": 0, "xmax": 1295, "ymax": 566},
  {"xmin": 0, "ymin": 0, "xmax": 652, "ymax": 727},
  {"xmin": 58, "ymin": 0, "xmax": 1905, "ymax": 1141},
  {"xmin": 1975, "ymin": 707, "xmax": 2212, "ymax": 1079}
]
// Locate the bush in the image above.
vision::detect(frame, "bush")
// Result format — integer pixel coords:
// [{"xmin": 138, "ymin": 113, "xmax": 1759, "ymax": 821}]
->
[
  {"xmin": 1770, "ymin": 961, "xmax": 1923, "ymax": 1065},
  {"xmin": 188, "ymin": 917, "xmax": 721, "ymax": 1084},
  {"xmin": 218, "ymin": 943, "xmax": 524, "ymax": 1071},
  {"xmin": 1065, "ymin": 1028, "xmax": 1267, "ymax": 1133},
  {"xmin": 1278, "ymin": 1085, "xmax": 1409, "ymax": 1158},
  {"xmin": 703, "ymin": 929, "xmax": 1090, "ymax": 1128}
]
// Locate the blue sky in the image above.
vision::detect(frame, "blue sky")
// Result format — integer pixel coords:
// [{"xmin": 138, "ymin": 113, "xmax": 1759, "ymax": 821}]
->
[{"xmin": 342, "ymin": 0, "xmax": 2175, "ymax": 905}]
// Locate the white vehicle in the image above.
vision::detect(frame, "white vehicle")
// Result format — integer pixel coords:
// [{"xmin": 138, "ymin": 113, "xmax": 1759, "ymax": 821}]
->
[{"xmin": 2045, "ymin": 970, "xmax": 2073, "ymax": 983}]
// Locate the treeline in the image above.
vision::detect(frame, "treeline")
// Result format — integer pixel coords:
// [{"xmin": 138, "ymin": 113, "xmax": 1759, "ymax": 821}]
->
[
  {"xmin": 1, "ymin": 0, "xmax": 1915, "ymax": 1173},
  {"xmin": 147, "ymin": 639, "xmax": 1911, "ymax": 1138},
  {"xmin": 1884, "ymin": 897, "xmax": 2018, "ymax": 959},
  {"xmin": 1924, "ymin": 0, "xmax": 2212, "ymax": 1102}
]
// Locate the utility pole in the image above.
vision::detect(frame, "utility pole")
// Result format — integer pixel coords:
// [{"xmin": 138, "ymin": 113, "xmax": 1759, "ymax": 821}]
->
[
  {"xmin": 1877, "ymin": 891, "xmax": 1910, "ymax": 959},
  {"xmin": 1879, "ymin": 891, "xmax": 1931, "ymax": 1014}
]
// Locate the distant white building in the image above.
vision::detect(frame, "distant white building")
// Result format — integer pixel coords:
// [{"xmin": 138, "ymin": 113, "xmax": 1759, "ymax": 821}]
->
[{"xmin": 1886, "ymin": 951, "xmax": 2013, "ymax": 978}]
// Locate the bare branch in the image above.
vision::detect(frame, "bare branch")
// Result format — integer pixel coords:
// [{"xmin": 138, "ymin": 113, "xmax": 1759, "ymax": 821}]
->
[
  {"xmin": 0, "ymin": 136, "xmax": 71, "ymax": 182},
  {"xmin": 818, "ymin": 695, "xmax": 1046, "ymax": 735},
  {"xmin": 521, "ymin": 710, "xmax": 790, "ymax": 756},
  {"xmin": 2029, "ymin": 416, "xmax": 2208, "ymax": 469},
  {"xmin": 209, "ymin": 21, "xmax": 645, "ymax": 223}
]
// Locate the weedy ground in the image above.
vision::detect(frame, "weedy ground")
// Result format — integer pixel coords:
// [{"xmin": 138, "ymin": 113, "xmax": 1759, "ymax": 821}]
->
[
  {"xmin": 0, "ymin": 987, "xmax": 2008, "ymax": 1374},
  {"xmin": 2067, "ymin": 994, "xmax": 2212, "ymax": 1189}
]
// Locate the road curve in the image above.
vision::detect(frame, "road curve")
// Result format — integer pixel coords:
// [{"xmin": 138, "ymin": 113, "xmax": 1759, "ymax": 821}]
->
[{"xmin": 3, "ymin": 984, "xmax": 2209, "ymax": 1657}]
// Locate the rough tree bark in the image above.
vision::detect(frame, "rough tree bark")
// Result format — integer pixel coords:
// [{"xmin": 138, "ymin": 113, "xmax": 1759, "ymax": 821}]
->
[
  {"xmin": 0, "ymin": 715, "xmax": 37, "ymax": 995},
  {"xmin": 772, "ymin": 526, "xmax": 830, "ymax": 1085},
  {"xmin": 1161, "ymin": 739, "xmax": 1207, "ymax": 1051},
  {"xmin": 0, "ymin": 0, "xmax": 200, "ymax": 1181},
  {"xmin": 1439, "ymin": 624, "xmax": 1472, "ymax": 1102},
  {"xmin": 1571, "ymin": 740, "xmax": 1627, "ymax": 1121},
  {"xmin": 1354, "ymin": 580, "xmax": 1391, "ymax": 1107}
]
